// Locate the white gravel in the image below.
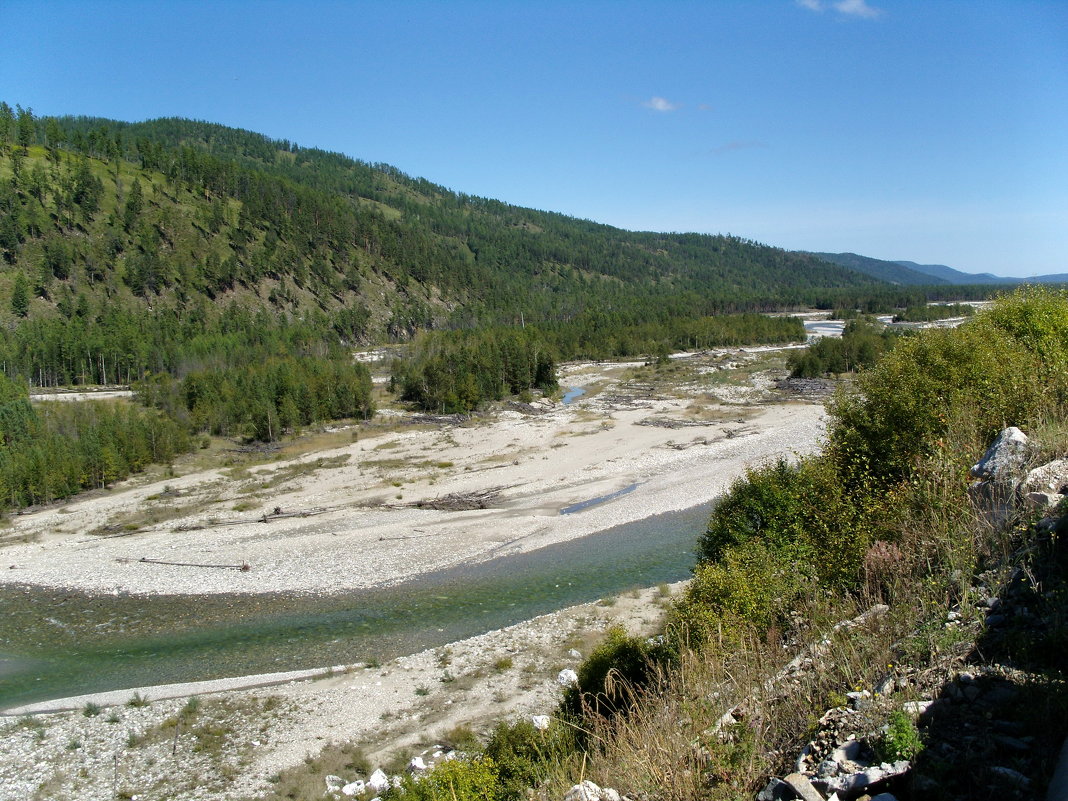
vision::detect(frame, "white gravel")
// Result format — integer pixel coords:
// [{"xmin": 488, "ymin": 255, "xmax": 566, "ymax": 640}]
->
[{"xmin": 0, "ymin": 398, "xmax": 824, "ymax": 597}]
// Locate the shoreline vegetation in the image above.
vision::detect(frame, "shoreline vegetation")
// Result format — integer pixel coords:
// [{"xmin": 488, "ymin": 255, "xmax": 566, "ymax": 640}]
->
[{"xmin": 510, "ymin": 287, "xmax": 1068, "ymax": 801}]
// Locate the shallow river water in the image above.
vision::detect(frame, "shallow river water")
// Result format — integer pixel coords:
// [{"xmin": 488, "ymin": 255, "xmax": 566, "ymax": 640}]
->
[{"xmin": 0, "ymin": 502, "xmax": 708, "ymax": 709}]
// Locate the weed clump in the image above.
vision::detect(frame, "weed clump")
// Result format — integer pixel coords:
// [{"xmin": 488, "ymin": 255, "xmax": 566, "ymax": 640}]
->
[{"xmin": 879, "ymin": 708, "xmax": 923, "ymax": 762}]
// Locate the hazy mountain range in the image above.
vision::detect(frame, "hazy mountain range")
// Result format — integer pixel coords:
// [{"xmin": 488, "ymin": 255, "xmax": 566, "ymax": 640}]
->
[{"xmin": 807, "ymin": 252, "xmax": 1067, "ymax": 287}]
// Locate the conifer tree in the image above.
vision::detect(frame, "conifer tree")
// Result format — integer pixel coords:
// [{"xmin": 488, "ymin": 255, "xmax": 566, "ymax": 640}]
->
[
  {"xmin": 15, "ymin": 105, "xmax": 33, "ymax": 153},
  {"xmin": 10, "ymin": 271, "xmax": 28, "ymax": 317},
  {"xmin": 123, "ymin": 178, "xmax": 143, "ymax": 231},
  {"xmin": 0, "ymin": 102, "xmax": 14, "ymax": 149}
]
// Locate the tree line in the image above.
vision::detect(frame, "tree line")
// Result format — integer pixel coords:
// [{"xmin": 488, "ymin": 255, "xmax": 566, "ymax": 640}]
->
[
  {"xmin": 787, "ymin": 317, "xmax": 901, "ymax": 377},
  {"xmin": 0, "ymin": 375, "xmax": 189, "ymax": 510},
  {"xmin": 136, "ymin": 354, "xmax": 374, "ymax": 441}
]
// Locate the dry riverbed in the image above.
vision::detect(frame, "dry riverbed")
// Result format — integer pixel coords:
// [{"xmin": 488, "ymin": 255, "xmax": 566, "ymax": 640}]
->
[
  {"xmin": 0, "ymin": 358, "xmax": 824, "ymax": 596},
  {"xmin": 0, "ymin": 353, "xmax": 828, "ymax": 800}
]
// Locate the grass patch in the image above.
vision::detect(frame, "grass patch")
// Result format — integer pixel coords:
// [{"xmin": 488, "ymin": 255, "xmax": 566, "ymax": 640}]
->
[
  {"xmin": 89, "ymin": 495, "xmax": 220, "ymax": 536},
  {"xmin": 493, "ymin": 657, "xmax": 514, "ymax": 673},
  {"xmin": 250, "ymin": 454, "xmax": 351, "ymax": 490}
]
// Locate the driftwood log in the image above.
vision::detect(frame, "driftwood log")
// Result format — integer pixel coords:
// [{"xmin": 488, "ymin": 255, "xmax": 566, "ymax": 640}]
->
[
  {"xmin": 411, "ymin": 486, "xmax": 506, "ymax": 511},
  {"xmin": 637, "ymin": 418, "xmax": 716, "ymax": 429},
  {"xmin": 116, "ymin": 556, "xmax": 251, "ymax": 571},
  {"xmin": 172, "ymin": 507, "xmax": 330, "ymax": 531}
]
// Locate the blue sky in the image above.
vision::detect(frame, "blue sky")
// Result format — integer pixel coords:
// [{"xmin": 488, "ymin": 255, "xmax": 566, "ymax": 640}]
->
[{"xmin": 2, "ymin": 1, "xmax": 1066, "ymax": 277}]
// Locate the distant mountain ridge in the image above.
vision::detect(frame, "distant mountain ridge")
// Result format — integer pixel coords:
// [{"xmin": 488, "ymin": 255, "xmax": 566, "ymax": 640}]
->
[
  {"xmin": 804, "ymin": 253, "xmax": 946, "ymax": 285},
  {"xmin": 891, "ymin": 260, "xmax": 1011, "ymax": 285},
  {"xmin": 811, "ymin": 253, "xmax": 1067, "ymax": 287},
  {"xmin": 896, "ymin": 260, "xmax": 1068, "ymax": 286}
]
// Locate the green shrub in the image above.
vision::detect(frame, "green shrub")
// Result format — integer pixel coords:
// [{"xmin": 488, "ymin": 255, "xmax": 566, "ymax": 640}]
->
[
  {"xmin": 699, "ymin": 459, "xmax": 811, "ymax": 564},
  {"xmin": 442, "ymin": 723, "xmax": 481, "ymax": 752},
  {"xmin": 699, "ymin": 457, "xmax": 879, "ymax": 587},
  {"xmin": 392, "ymin": 756, "xmax": 500, "ymax": 801},
  {"xmin": 983, "ymin": 286, "xmax": 1068, "ymax": 380},
  {"xmin": 484, "ymin": 719, "xmax": 577, "ymax": 801},
  {"xmin": 670, "ymin": 539, "xmax": 813, "ymax": 648},
  {"xmin": 828, "ymin": 293, "xmax": 1065, "ymax": 489},
  {"xmin": 879, "ymin": 709, "xmax": 923, "ymax": 761},
  {"xmin": 562, "ymin": 625, "xmax": 665, "ymax": 720}
]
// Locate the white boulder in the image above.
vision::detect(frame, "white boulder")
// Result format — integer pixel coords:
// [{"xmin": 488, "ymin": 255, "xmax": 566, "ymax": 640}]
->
[
  {"xmin": 970, "ymin": 427, "xmax": 1030, "ymax": 481},
  {"xmin": 563, "ymin": 780, "xmax": 603, "ymax": 801},
  {"xmin": 368, "ymin": 769, "xmax": 390, "ymax": 793},
  {"xmin": 325, "ymin": 775, "xmax": 345, "ymax": 794},
  {"xmin": 557, "ymin": 668, "xmax": 579, "ymax": 686}
]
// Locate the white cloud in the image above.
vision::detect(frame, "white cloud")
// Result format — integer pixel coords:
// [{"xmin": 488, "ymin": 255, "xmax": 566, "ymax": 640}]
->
[
  {"xmin": 797, "ymin": 0, "xmax": 883, "ymax": 18},
  {"xmin": 643, "ymin": 96, "xmax": 680, "ymax": 112},
  {"xmin": 833, "ymin": 0, "xmax": 883, "ymax": 18}
]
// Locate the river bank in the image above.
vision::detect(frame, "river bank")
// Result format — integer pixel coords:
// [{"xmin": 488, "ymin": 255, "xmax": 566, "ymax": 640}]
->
[
  {"xmin": 0, "ymin": 582, "xmax": 680, "ymax": 801},
  {"xmin": 0, "ymin": 354, "xmax": 827, "ymax": 800}
]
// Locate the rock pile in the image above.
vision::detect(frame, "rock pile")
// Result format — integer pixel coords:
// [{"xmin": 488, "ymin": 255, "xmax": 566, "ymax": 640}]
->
[
  {"xmin": 562, "ymin": 779, "xmax": 625, "ymax": 801},
  {"xmin": 756, "ymin": 696, "xmax": 909, "ymax": 801},
  {"xmin": 324, "ymin": 748, "xmax": 462, "ymax": 798}
]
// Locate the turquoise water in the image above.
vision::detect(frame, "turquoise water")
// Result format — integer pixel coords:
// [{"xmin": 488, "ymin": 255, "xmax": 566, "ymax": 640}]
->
[
  {"xmin": 0, "ymin": 503, "xmax": 708, "ymax": 709},
  {"xmin": 561, "ymin": 386, "xmax": 587, "ymax": 404}
]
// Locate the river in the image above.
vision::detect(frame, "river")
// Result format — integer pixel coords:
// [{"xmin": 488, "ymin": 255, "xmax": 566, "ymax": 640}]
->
[{"xmin": 0, "ymin": 502, "xmax": 708, "ymax": 709}]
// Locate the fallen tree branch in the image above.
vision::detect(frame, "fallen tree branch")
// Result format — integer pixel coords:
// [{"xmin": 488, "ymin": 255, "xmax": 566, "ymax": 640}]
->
[
  {"xmin": 117, "ymin": 557, "xmax": 251, "ymax": 571},
  {"xmin": 172, "ymin": 506, "xmax": 331, "ymax": 531}
]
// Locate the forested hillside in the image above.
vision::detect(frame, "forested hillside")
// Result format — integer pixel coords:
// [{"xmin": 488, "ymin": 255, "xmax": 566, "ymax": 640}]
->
[
  {"xmin": 806, "ymin": 252, "xmax": 948, "ymax": 286},
  {"xmin": 0, "ymin": 102, "xmax": 890, "ymax": 377},
  {"xmin": 0, "ymin": 102, "xmax": 1005, "ymax": 390},
  {"xmin": 0, "ymin": 101, "xmax": 997, "ymax": 504}
]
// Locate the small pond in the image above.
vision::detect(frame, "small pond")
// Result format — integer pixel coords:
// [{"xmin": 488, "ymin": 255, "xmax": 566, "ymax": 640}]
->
[{"xmin": 561, "ymin": 386, "xmax": 586, "ymax": 404}]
